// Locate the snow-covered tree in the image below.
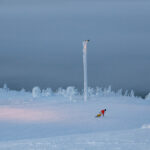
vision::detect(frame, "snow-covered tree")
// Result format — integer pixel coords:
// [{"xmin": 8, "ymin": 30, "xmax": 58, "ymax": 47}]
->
[
  {"xmin": 145, "ymin": 93, "xmax": 150, "ymax": 100},
  {"xmin": 3, "ymin": 84, "xmax": 9, "ymax": 92},
  {"xmin": 88, "ymin": 87, "xmax": 95, "ymax": 97},
  {"xmin": 32, "ymin": 86, "xmax": 41, "ymax": 98},
  {"xmin": 95, "ymin": 87, "xmax": 103, "ymax": 96},
  {"xmin": 42, "ymin": 88, "xmax": 52, "ymax": 97},
  {"xmin": 56, "ymin": 88, "xmax": 65, "ymax": 96},
  {"xmin": 65, "ymin": 86, "xmax": 78, "ymax": 101},
  {"xmin": 124, "ymin": 90, "xmax": 129, "ymax": 96},
  {"xmin": 116, "ymin": 89, "xmax": 123, "ymax": 96},
  {"xmin": 56, "ymin": 86, "xmax": 78, "ymax": 101},
  {"xmin": 103, "ymin": 86, "xmax": 115, "ymax": 96},
  {"xmin": 130, "ymin": 90, "xmax": 135, "ymax": 97},
  {"xmin": 20, "ymin": 88, "xmax": 26, "ymax": 93}
]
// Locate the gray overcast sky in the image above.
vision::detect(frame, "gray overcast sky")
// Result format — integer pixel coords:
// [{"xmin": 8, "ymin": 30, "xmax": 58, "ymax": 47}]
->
[{"xmin": 0, "ymin": 0, "xmax": 150, "ymax": 96}]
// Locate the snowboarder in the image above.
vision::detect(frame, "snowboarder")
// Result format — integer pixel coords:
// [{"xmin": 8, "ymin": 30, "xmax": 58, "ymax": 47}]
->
[
  {"xmin": 100, "ymin": 109, "xmax": 106, "ymax": 116},
  {"xmin": 96, "ymin": 109, "xmax": 106, "ymax": 118}
]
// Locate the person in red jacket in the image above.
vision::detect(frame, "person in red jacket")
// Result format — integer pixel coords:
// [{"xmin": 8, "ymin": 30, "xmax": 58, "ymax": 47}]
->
[{"xmin": 101, "ymin": 109, "xmax": 106, "ymax": 116}]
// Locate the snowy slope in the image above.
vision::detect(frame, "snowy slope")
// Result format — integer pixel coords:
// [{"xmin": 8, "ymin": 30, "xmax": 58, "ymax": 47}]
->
[
  {"xmin": 0, "ymin": 128, "xmax": 150, "ymax": 150},
  {"xmin": 0, "ymin": 87, "xmax": 150, "ymax": 149}
]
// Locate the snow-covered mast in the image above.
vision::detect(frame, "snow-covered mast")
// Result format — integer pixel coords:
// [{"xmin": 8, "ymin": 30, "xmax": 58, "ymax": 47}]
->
[{"xmin": 83, "ymin": 40, "xmax": 90, "ymax": 102}]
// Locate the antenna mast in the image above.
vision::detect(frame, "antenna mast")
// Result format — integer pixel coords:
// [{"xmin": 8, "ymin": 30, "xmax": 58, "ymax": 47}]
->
[{"xmin": 83, "ymin": 40, "xmax": 90, "ymax": 102}]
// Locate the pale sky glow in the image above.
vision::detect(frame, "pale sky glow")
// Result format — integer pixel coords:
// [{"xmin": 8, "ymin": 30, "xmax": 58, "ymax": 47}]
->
[{"xmin": 0, "ymin": 107, "xmax": 62, "ymax": 122}]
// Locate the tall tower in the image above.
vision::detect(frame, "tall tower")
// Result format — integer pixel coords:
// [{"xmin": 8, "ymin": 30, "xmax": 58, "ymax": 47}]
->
[{"xmin": 83, "ymin": 40, "xmax": 90, "ymax": 102}]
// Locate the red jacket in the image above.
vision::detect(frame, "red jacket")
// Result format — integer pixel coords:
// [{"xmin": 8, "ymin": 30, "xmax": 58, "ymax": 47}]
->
[{"xmin": 101, "ymin": 109, "xmax": 105, "ymax": 115}]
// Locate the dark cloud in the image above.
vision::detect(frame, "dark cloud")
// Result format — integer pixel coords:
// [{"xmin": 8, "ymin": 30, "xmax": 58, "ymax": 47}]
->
[{"xmin": 0, "ymin": 1, "xmax": 150, "ymax": 96}]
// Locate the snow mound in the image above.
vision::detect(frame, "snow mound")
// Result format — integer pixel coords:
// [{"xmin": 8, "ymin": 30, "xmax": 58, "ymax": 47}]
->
[{"xmin": 141, "ymin": 124, "xmax": 150, "ymax": 129}]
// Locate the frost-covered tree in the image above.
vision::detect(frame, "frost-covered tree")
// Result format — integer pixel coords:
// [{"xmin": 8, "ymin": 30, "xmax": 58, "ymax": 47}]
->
[
  {"xmin": 130, "ymin": 90, "xmax": 135, "ymax": 97},
  {"xmin": 145, "ymin": 93, "xmax": 150, "ymax": 100},
  {"xmin": 88, "ymin": 87, "xmax": 95, "ymax": 97},
  {"xmin": 124, "ymin": 90, "xmax": 129, "ymax": 96},
  {"xmin": 32, "ymin": 86, "xmax": 41, "ymax": 98},
  {"xmin": 3, "ymin": 84, "xmax": 9, "ymax": 92},
  {"xmin": 65, "ymin": 86, "xmax": 78, "ymax": 101},
  {"xmin": 56, "ymin": 88, "xmax": 65, "ymax": 96},
  {"xmin": 116, "ymin": 89, "xmax": 123, "ymax": 96},
  {"xmin": 103, "ymin": 86, "xmax": 115, "ymax": 96},
  {"xmin": 56, "ymin": 86, "xmax": 78, "ymax": 101},
  {"xmin": 42, "ymin": 88, "xmax": 52, "ymax": 97},
  {"xmin": 20, "ymin": 88, "xmax": 26, "ymax": 93},
  {"xmin": 95, "ymin": 87, "xmax": 103, "ymax": 96}
]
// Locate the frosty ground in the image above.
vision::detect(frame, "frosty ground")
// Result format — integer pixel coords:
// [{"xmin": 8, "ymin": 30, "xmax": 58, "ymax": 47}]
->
[{"xmin": 0, "ymin": 86, "xmax": 150, "ymax": 150}]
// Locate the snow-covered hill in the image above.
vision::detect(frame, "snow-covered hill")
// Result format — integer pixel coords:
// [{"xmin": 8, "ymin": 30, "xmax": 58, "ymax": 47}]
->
[{"xmin": 0, "ymin": 86, "xmax": 150, "ymax": 149}]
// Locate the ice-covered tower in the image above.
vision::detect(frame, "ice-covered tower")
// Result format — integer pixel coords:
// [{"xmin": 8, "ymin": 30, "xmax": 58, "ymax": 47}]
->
[{"xmin": 83, "ymin": 40, "xmax": 90, "ymax": 102}]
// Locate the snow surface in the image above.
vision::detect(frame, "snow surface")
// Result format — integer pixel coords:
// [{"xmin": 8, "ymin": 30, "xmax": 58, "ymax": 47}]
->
[{"xmin": 0, "ymin": 86, "xmax": 150, "ymax": 149}]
